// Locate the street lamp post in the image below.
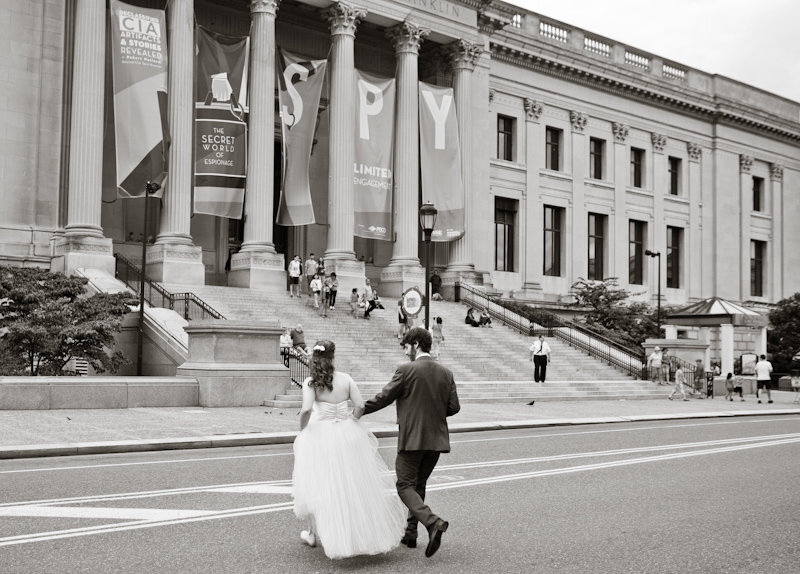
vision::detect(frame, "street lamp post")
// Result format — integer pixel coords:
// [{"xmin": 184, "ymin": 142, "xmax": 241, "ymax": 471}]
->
[
  {"xmin": 419, "ymin": 202, "xmax": 438, "ymax": 330},
  {"xmin": 645, "ymin": 249, "xmax": 662, "ymax": 336},
  {"xmin": 137, "ymin": 180, "xmax": 161, "ymax": 376}
]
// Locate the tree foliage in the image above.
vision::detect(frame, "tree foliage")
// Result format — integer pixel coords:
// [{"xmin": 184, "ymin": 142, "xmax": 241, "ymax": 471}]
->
[
  {"xmin": 0, "ymin": 266, "xmax": 134, "ymax": 376},
  {"xmin": 570, "ymin": 277, "xmax": 662, "ymax": 349},
  {"xmin": 767, "ymin": 293, "xmax": 800, "ymax": 373}
]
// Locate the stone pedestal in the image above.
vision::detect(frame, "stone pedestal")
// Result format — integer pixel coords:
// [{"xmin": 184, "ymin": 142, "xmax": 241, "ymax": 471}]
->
[
  {"xmin": 177, "ymin": 320, "xmax": 287, "ymax": 407},
  {"xmin": 51, "ymin": 236, "xmax": 115, "ymax": 276},
  {"xmin": 146, "ymin": 244, "xmax": 205, "ymax": 285},
  {"xmin": 228, "ymin": 251, "xmax": 286, "ymax": 291},
  {"xmin": 439, "ymin": 269, "xmax": 482, "ymax": 302},
  {"xmin": 380, "ymin": 264, "xmax": 425, "ymax": 298}
]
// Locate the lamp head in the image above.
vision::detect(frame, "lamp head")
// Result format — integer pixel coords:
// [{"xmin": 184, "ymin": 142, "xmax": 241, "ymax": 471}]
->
[{"xmin": 419, "ymin": 202, "xmax": 438, "ymax": 233}]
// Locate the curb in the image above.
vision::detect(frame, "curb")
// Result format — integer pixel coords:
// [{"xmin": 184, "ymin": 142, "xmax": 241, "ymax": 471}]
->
[{"xmin": 1, "ymin": 409, "xmax": 798, "ymax": 460}]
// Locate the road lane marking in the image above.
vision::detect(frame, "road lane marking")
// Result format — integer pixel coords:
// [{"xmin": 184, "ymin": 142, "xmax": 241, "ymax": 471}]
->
[
  {"xmin": 2, "ymin": 417, "xmax": 797, "ymax": 475},
  {"xmin": 1, "ymin": 434, "xmax": 798, "ymax": 548},
  {"xmin": 0, "ymin": 506, "xmax": 216, "ymax": 521},
  {"xmin": 210, "ymin": 485, "xmax": 293, "ymax": 494}
]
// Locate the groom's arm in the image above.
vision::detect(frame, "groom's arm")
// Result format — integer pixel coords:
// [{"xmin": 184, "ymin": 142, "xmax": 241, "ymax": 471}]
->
[
  {"xmin": 446, "ymin": 373, "xmax": 460, "ymax": 417},
  {"xmin": 363, "ymin": 368, "xmax": 405, "ymax": 415}
]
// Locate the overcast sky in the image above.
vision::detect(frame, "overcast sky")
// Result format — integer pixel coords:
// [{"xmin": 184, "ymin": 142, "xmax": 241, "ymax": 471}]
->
[{"xmin": 505, "ymin": 0, "xmax": 800, "ymax": 103}]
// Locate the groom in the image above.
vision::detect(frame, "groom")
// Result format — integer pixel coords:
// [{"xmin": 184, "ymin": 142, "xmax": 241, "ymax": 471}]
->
[{"xmin": 364, "ymin": 327, "xmax": 461, "ymax": 558}]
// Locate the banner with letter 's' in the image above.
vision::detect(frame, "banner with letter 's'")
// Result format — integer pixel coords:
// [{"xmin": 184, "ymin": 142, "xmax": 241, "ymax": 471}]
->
[
  {"xmin": 109, "ymin": 0, "xmax": 169, "ymax": 198},
  {"xmin": 354, "ymin": 70, "xmax": 395, "ymax": 241},
  {"xmin": 418, "ymin": 81, "xmax": 464, "ymax": 241},
  {"xmin": 194, "ymin": 28, "xmax": 249, "ymax": 219},
  {"xmin": 276, "ymin": 49, "xmax": 326, "ymax": 226}
]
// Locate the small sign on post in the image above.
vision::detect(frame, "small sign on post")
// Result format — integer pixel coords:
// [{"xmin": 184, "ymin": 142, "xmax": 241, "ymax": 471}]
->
[{"xmin": 706, "ymin": 371, "xmax": 715, "ymax": 398}]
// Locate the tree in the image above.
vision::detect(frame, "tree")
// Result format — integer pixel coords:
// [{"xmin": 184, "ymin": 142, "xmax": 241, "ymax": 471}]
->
[
  {"xmin": 0, "ymin": 266, "xmax": 134, "ymax": 375},
  {"xmin": 570, "ymin": 277, "xmax": 661, "ymax": 349},
  {"xmin": 767, "ymin": 293, "xmax": 800, "ymax": 373}
]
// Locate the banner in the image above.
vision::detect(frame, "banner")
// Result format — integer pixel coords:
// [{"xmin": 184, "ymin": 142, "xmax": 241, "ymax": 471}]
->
[
  {"xmin": 353, "ymin": 70, "xmax": 395, "ymax": 241},
  {"xmin": 109, "ymin": 0, "xmax": 169, "ymax": 198},
  {"xmin": 276, "ymin": 49, "xmax": 327, "ymax": 226},
  {"xmin": 194, "ymin": 28, "xmax": 249, "ymax": 218},
  {"xmin": 418, "ymin": 81, "xmax": 465, "ymax": 241}
]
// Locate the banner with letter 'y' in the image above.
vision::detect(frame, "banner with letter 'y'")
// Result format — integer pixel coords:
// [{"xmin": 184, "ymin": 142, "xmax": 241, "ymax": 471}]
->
[
  {"xmin": 109, "ymin": 0, "xmax": 168, "ymax": 198},
  {"xmin": 354, "ymin": 70, "xmax": 395, "ymax": 241},
  {"xmin": 194, "ymin": 28, "xmax": 250, "ymax": 219},
  {"xmin": 418, "ymin": 81, "xmax": 464, "ymax": 241},
  {"xmin": 276, "ymin": 49, "xmax": 326, "ymax": 226}
]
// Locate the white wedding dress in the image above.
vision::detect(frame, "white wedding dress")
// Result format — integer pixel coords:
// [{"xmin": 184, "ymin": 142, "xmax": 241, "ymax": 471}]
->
[{"xmin": 292, "ymin": 398, "xmax": 407, "ymax": 559}]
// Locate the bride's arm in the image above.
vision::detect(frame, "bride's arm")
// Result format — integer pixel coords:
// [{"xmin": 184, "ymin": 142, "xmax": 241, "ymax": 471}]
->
[
  {"xmin": 299, "ymin": 378, "xmax": 315, "ymax": 431},
  {"xmin": 349, "ymin": 377, "xmax": 365, "ymax": 420}
]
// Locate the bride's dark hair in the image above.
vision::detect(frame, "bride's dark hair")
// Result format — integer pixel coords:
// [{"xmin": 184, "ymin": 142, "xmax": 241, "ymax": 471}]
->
[{"xmin": 308, "ymin": 340, "xmax": 335, "ymax": 392}]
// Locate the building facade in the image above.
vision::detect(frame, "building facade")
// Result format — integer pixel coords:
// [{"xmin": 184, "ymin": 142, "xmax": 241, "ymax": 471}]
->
[{"xmin": 2, "ymin": 0, "xmax": 799, "ymax": 307}]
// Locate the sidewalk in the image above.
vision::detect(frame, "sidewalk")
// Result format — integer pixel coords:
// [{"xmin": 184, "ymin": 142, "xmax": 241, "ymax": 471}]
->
[{"xmin": 1, "ymin": 392, "xmax": 799, "ymax": 459}]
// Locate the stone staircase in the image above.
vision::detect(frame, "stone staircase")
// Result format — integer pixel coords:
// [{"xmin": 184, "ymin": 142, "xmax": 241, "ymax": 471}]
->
[{"xmin": 165, "ymin": 283, "xmax": 666, "ymax": 405}]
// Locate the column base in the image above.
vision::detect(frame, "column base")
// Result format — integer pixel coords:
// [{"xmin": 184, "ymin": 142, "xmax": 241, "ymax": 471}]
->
[
  {"xmin": 51, "ymin": 236, "xmax": 115, "ymax": 276},
  {"xmin": 379, "ymin": 264, "xmax": 425, "ymax": 298},
  {"xmin": 228, "ymin": 251, "xmax": 286, "ymax": 290},
  {"xmin": 439, "ymin": 269, "xmax": 482, "ymax": 302},
  {"xmin": 509, "ymin": 282, "xmax": 545, "ymax": 302},
  {"xmin": 325, "ymin": 258, "xmax": 366, "ymax": 297},
  {"xmin": 146, "ymin": 244, "xmax": 205, "ymax": 285}
]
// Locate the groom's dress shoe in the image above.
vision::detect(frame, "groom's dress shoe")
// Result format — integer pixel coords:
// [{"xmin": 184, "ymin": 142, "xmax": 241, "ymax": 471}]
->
[
  {"xmin": 425, "ymin": 519, "xmax": 448, "ymax": 558},
  {"xmin": 400, "ymin": 535, "xmax": 417, "ymax": 548}
]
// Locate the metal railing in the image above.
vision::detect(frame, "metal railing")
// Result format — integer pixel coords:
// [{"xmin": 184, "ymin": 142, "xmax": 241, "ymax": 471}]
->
[
  {"xmin": 114, "ymin": 253, "xmax": 225, "ymax": 321},
  {"xmin": 457, "ymin": 282, "xmax": 647, "ymax": 379},
  {"xmin": 281, "ymin": 347, "xmax": 309, "ymax": 387}
]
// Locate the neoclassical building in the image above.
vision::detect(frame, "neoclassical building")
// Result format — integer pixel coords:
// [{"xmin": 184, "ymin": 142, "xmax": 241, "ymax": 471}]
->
[{"xmin": 3, "ymin": 0, "xmax": 799, "ymax": 309}]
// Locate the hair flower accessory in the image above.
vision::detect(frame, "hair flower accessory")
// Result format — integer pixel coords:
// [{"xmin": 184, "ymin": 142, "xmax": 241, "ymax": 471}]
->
[{"xmin": 313, "ymin": 345, "xmax": 326, "ymax": 352}]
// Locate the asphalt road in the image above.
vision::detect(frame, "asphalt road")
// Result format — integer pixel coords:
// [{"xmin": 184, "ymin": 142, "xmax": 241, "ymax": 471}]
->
[{"xmin": 1, "ymin": 416, "xmax": 798, "ymax": 574}]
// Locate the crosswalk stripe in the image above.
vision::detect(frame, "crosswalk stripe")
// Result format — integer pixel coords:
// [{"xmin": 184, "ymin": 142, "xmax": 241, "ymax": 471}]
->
[{"xmin": 0, "ymin": 506, "xmax": 216, "ymax": 521}]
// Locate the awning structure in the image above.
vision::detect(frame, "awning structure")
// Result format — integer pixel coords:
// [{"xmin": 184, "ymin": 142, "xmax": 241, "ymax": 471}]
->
[{"xmin": 666, "ymin": 296, "xmax": 768, "ymax": 327}]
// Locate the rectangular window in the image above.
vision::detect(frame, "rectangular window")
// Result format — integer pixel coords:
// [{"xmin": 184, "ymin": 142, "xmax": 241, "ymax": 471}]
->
[
  {"xmin": 497, "ymin": 115, "xmax": 515, "ymax": 161},
  {"xmin": 545, "ymin": 127, "xmax": 562, "ymax": 171},
  {"xmin": 629, "ymin": 220, "xmax": 645, "ymax": 285},
  {"xmin": 587, "ymin": 213, "xmax": 606, "ymax": 280},
  {"xmin": 751, "ymin": 240, "xmax": 766, "ymax": 297},
  {"xmin": 668, "ymin": 157, "xmax": 681, "ymax": 195},
  {"xmin": 543, "ymin": 206, "xmax": 564, "ymax": 277},
  {"xmin": 631, "ymin": 147, "xmax": 644, "ymax": 188},
  {"xmin": 666, "ymin": 226, "xmax": 683, "ymax": 288},
  {"xmin": 752, "ymin": 176, "xmax": 764, "ymax": 212},
  {"xmin": 494, "ymin": 197, "xmax": 517, "ymax": 272},
  {"xmin": 589, "ymin": 137, "xmax": 605, "ymax": 180}
]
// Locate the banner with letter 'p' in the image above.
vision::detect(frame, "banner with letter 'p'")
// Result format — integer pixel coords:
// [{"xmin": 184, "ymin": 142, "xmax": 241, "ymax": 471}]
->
[
  {"xmin": 354, "ymin": 70, "xmax": 395, "ymax": 241},
  {"xmin": 110, "ymin": 0, "xmax": 168, "ymax": 198},
  {"xmin": 418, "ymin": 81, "xmax": 464, "ymax": 241}
]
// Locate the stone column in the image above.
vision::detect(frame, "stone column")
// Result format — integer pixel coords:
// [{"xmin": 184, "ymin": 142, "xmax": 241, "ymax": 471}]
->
[
  {"xmin": 379, "ymin": 21, "xmax": 429, "ymax": 298},
  {"xmin": 719, "ymin": 323, "xmax": 735, "ymax": 376},
  {"xmin": 569, "ymin": 111, "xmax": 588, "ymax": 282},
  {"xmin": 769, "ymin": 163, "xmax": 783, "ymax": 300},
  {"xmin": 687, "ymin": 143, "xmax": 703, "ymax": 300},
  {"xmin": 321, "ymin": 1, "xmax": 367, "ymax": 296},
  {"xmin": 612, "ymin": 123, "xmax": 629, "ymax": 288},
  {"xmin": 738, "ymin": 154, "xmax": 753, "ymax": 300},
  {"xmin": 53, "ymin": 0, "xmax": 115, "ymax": 276},
  {"xmin": 228, "ymin": 0, "xmax": 286, "ymax": 290},
  {"xmin": 444, "ymin": 40, "xmax": 481, "ymax": 279},
  {"xmin": 651, "ymin": 133, "xmax": 667, "ymax": 305},
  {"xmin": 150, "ymin": 0, "xmax": 204, "ymax": 285},
  {"xmin": 519, "ymin": 97, "xmax": 545, "ymax": 300}
]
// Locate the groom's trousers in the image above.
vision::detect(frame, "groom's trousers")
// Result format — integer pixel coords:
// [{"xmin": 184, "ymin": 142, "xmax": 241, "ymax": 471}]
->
[{"xmin": 395, "ymin": 450, "xmax": 441, "ymax": 537}]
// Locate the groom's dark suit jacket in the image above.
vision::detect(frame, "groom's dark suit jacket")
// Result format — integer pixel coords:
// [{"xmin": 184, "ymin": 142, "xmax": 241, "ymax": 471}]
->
[{"xmin": 364, "ymin": 355, "xmax": 460, "ymax": 452}]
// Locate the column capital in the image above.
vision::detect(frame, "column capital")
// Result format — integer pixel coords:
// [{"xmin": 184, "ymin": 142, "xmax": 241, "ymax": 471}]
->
[
  {"xmin": 250, "ymin": 0, "xmax": 279, "ymax": 15},
  {"xmin": 325, "ymin": 1, "xmax": 366, "ymax": 36},
  {"xmin": 612, "ymin": 122, "xmax": 629, "ymax": 143},
  {"xmin": 570, "ymin": 110, "xmax": 588, "ymax": 133},
  {"xmin": 739, "ymin": 154, "xmax": 754, "ymax": 173},
  {"xmin": 388, "ymin": 21, "xmax": 430, "ymax": 55},
  {"xmin": 687, "ymin": 142, "xmax": 702, "ymax": 162},
  {"xmin": 523, "ymin": 98, "xmax": 543, "ymax": 122},
  {"xmin": 650, "ymin": 132, "xmax": 667, "ymax": 152},
  {"xmin": 770, "ymin": 162, "xmax": 783, "ymax": 182},
  {"xmin": 447, "ymin": 39, "xmax": 482, "ymax": 71}
]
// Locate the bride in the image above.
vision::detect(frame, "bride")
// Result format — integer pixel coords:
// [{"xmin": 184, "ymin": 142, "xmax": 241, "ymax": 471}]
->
[{"xmin": 292, "ymin": 340, "xmax": 407, "ymax": 559}]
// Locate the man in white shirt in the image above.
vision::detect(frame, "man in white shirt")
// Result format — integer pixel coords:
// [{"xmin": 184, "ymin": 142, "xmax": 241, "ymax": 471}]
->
[
  {"xmin": 529, "ymin": 335, "xmax": 552, "ymax": 383},
  {"xmin": 287, "ymin": 255, "xmax": 302, "ymax": 298},
  {"xmin": 755, "ymin": 354, "xmax": 773, "ymax": 404},
  {"xmin": 304, "ymin": 254, "xmax": 318, "ymax": 297}
]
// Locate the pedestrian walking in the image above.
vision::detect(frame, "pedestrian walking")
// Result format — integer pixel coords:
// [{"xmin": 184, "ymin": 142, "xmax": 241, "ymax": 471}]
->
[
  {"xmin": 792, "ymin": 370, "xmax": 800, "ymax": 404},
  {"xmin": 724, "ymin": 372, "xmax": 735, "ymax": 401},
  {"xmin": 668, "ymin": 364, "xmax": 690, "ymax": 401},
  {"xmin": 648, "ymin": 347, "xmax": 664, "ymax": 384},
  {"xmin": 529, "ymin": 335, "xmax": 551, "ymax": 383},
  {"xmin": 397, "ymin": 297, "xmax": 409, "ymax": 339},
  {"xmin": 430, "ymin": 316, "xmax": 444, "ymax": 360},
  {"xmin": 288, "ymin": 255, "xmax": 302, "ymax": 298},
  {"xmin": 304, "ymin": 253, "xmax": 318, "ymax": 297},
  {"xmin": 734, "ymin": 374, "xmax": 746, "ymax": 401},
  {"xmin": 327, "ymin": 272, "xmax": 338, "ymax": 310},
  {"xmin": 362, "ymin": 327, "xmax": 461, "ymax": 558},
  {"xmin": 755, "ymin": 354, "xmax": 773, "ymax": 403},
  {"xmin": 363, "ymin": 278, "xmax": 377, "ymax": 319}
]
